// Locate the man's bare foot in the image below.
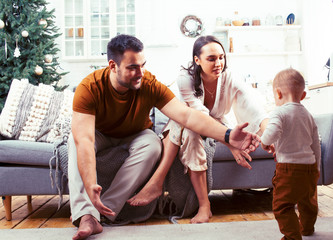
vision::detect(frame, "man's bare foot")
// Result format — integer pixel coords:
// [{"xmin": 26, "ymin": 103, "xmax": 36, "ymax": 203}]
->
[
  {"xmin": 127, "ymin": 182, "xmax": 163, "ymax": 206},
  {"xmin": 72, "ymin": 215, "xmax": 103, "ymax": 240},
  {"xmin": 190, "ymin": 205, "xmax": 212, "ymax": 224}
]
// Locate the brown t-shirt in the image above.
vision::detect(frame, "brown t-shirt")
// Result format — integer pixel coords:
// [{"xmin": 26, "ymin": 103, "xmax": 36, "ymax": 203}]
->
[{"xmin": 73, "ymin": 67, "xmax": 175, "ymax": 138}]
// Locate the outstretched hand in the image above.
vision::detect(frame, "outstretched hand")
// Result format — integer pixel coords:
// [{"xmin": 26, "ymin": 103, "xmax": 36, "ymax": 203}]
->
[
  {"xmin": 229, "ymin": 122, "xmax": 260, "ymax": 153},
  {"xmin": 87, "ymin": 184, "xmax": 116, "ymax": 217},
  {"xmin": 261, "ymin": 143, "xmax": 276, "ymax": 161},
  {"xmin": 229, "ymin": 145, "xmax": 252, "ymax": 170}
]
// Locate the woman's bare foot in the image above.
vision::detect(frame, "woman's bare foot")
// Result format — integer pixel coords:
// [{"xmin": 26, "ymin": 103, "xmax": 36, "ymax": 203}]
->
[
  {"xmin": 72, "ymin": 214, "xmax": 103, "ymax": 240},
  {"xmin": 127, "ymin": 182, "xmax": 163, "ymax": 206},
  {"xmin": 190, "ymin": 205, "xmax": 212, "ymax": 224}
]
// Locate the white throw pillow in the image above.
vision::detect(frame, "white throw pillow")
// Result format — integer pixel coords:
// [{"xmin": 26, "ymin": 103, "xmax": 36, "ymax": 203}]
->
[{"xmin": 0, "ymin": 79, "xmax": 73, "ymax": 143}]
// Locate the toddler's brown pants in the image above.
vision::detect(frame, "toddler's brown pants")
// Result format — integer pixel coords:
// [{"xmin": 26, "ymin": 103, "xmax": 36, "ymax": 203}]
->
[{"xmin": 272, "ymin": 162, "xmax": 319, "ymax": 240}]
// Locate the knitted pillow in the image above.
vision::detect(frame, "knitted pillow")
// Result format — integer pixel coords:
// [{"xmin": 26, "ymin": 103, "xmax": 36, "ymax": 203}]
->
[{"xmin": 0, "ymin": 79, "xmax": 73, "ymax": 143}]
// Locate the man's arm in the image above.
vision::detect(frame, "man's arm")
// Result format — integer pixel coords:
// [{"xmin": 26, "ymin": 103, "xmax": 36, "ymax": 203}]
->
[
  {"xmin": 160, "ymin": 97, "xmax": 260, "ymax": 152},
  {"xmin": 71, "ymin": 111, "xmax": 115, "ymax": 216}
]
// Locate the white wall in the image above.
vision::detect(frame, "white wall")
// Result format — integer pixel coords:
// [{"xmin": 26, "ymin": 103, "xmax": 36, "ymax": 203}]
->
[
  {"xmin": 48, "ymin": 0, "xmax": 333, "ymax": 89},
  {"xmin": 302, "ymin": 0, "xmax": 333, "ymax": 85},
  {"xmin": 135, "ymin": 0, "xmax": 304, "ymax": 87}
]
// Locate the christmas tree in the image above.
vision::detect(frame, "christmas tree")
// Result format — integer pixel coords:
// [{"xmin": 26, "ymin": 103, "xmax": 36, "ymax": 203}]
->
[{"xmin": 0, "ymin": 0, "xmax": 67, "ymax": 111}]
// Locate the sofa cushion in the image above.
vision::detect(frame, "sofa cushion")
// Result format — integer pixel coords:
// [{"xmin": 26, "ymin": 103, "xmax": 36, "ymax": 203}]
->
[{"xmin": 0, "ymin": 140, "xmax": 54, "ymax": 167}]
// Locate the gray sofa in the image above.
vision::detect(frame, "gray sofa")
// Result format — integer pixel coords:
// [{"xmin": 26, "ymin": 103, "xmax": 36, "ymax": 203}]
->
[{"xmin": 1, "ymin": 111, "xmax": 333, "ymax": 221}]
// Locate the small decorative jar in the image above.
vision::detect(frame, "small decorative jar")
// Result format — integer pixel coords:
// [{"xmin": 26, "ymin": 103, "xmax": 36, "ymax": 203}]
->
[{"xmin": 252, "ymin": 17, "xmax": 261, "ymax": 26}]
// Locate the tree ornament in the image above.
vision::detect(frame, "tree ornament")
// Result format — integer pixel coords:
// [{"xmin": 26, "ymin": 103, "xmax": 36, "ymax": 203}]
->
[
  {"xmin": 14, "ymin": 37, "xmax": 21, "ymax": 58},
  {"xmin": 35, "ymin": 65, "xmax": 43, "ymax": 75},
  {"xmin": 0, "ymin": 19, "xmax": 4, "ymax": 29},
  {"xmin": 21, "ymin": 30, "xmax": 29, "ymax": 38},
  {"xmin": 38, "ymin": 19, "xmax": 47, "ymax": 28},
  {"xmin": 4, "ymin": 38, "xmax": 8, "ymax": 59},
  {"xmin": 44, "ymin": 54, "xmax": 53, "ymax": 63},
  {"xmin": 12, "ymin": 3, "xmax": 21, "ymax": 18}
]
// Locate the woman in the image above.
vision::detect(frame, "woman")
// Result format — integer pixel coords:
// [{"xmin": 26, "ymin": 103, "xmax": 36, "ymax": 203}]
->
[{"xmin": 128, "ymin": 35, "xmax": 268, "ymax": 223}]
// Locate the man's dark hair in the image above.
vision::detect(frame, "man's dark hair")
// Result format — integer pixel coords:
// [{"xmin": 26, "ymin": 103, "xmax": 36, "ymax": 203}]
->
[{"xmin": 107, "ymin": 34, "xmax": 144, "ymax": 65}]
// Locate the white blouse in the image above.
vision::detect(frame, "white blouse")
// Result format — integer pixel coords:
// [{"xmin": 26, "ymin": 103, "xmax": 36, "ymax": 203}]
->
[{"xmin": 176, "ymin": 69, "xmax": 267, "ymax": 133}]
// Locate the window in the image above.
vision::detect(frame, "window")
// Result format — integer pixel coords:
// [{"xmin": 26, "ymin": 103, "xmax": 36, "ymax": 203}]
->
[
  {"xmin": 64, "ymin": 0, "xmax": 85, "ymax": 57},
  {"xmin": 63, "ymin": 0, "xmax": 136, "ymax": 59}
]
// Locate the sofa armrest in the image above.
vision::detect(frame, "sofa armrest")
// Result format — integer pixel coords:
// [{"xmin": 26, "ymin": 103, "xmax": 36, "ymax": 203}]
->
[{"xmin": 314, "ymin": 113, "xmax": 333, "ymax": 185}]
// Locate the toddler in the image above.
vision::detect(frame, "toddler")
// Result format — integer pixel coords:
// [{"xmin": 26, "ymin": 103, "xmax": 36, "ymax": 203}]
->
[{"xmin": 261, "ymin": 68, "xmax": 321, "ymax": 240}]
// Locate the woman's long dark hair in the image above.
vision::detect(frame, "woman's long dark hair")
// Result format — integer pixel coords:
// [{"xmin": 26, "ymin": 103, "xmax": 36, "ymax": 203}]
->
[{"xmin": 182, "ymin": 35, "xmax": 227, "ymax": 97}]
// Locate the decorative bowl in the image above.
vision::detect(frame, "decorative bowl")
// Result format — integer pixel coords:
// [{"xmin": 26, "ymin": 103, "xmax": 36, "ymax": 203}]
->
[{"xmin": 232, "ymin": 20, "xmax": 244, "ymax": 26}]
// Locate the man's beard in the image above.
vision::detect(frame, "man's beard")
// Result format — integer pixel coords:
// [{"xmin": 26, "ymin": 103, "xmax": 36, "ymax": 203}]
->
[{"xmin": 116, "ymin": 72, "xmax": 141, "ymax": 90}]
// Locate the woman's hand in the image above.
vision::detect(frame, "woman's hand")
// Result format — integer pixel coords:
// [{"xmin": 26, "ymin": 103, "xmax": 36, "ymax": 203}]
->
[
  {"xmin": 228, "ymin": 145, "xmax": 252, "ymax": 169},
  {"xmin": 229, "ymin": 122, "xmax": 260, "ymax": 153}
]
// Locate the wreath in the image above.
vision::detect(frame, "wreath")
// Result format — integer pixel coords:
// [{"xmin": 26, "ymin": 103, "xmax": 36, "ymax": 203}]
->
[{"xmin": 180, "ymin": 15, "xmax": 203, "ymax": 38}]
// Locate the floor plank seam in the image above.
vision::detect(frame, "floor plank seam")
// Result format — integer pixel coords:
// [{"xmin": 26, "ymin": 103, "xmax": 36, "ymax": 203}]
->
[
  {"xmin": 38, "ymin": 199, "xmax": 70, "ymax": 228},
  {"xmin": 11, "ymin": 196, "xmax": 55, "ymax": 229}
]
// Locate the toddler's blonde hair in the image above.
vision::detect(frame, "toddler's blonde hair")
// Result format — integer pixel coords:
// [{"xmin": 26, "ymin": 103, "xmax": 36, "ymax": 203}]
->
[{"xmin": 273, "ymin": 68, "xmax": 305, "ymax": 100}]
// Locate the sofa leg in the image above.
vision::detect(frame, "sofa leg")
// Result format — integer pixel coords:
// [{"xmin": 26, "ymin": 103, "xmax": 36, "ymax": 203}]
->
[
  {"xmin": 27, "ymin": 195, "xmax": 32, "ymax": 204},
  {"xmin": 3, "ymin": 196, "xmax": 12, "ymax": 221}
]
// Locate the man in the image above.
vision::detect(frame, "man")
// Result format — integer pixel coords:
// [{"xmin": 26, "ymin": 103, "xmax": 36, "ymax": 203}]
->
[{"xmin": 68, "ymin": 34, "xmax": 260, "ymax": 240}]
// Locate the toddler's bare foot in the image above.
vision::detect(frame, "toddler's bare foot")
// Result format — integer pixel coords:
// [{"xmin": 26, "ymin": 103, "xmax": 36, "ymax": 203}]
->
[
  {"xmin": 190, "ymin": 205, "xmax": 212, "ymax": 224},
  {"xmin": 72, "ymin": 214, "xmax": 103, "ymax": 240},
  {"xmin": 127, "ymin": 182, "xmax": 162, "ymax": 206}
]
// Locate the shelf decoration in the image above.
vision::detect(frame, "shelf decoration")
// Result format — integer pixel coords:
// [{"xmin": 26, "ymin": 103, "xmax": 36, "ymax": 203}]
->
[
  {"xmin": 286, "ymin": 13, "xmax": 295, "ymax": 25},
  {"xmin": 180, "ymin": 15, "xmax": 203, "ymax": 38}
]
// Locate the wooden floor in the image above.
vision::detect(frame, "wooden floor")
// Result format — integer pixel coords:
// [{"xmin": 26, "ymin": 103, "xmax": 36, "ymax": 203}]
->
[{"xmin": 1, "ymin": 184, "xmax": 333, "ymax": 229}]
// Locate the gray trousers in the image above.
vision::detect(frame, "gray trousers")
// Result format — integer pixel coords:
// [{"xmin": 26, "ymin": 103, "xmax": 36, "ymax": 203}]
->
[{"xmin": 67, "ymin": 129, "xmax": 162, "ymax": 225}]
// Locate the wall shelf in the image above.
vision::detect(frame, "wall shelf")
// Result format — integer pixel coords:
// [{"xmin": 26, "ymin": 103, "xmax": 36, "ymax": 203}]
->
[
  {"xmin": 227, "ymin": 51, "xmax": 303, "ymax": 57},
  {"xmin": 215, "ymin": 25, "xmax": 302, "ymax": 32},
  {"xmin": 213, "ymin": 24, "xmax": 302, "ymax": 57}
]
